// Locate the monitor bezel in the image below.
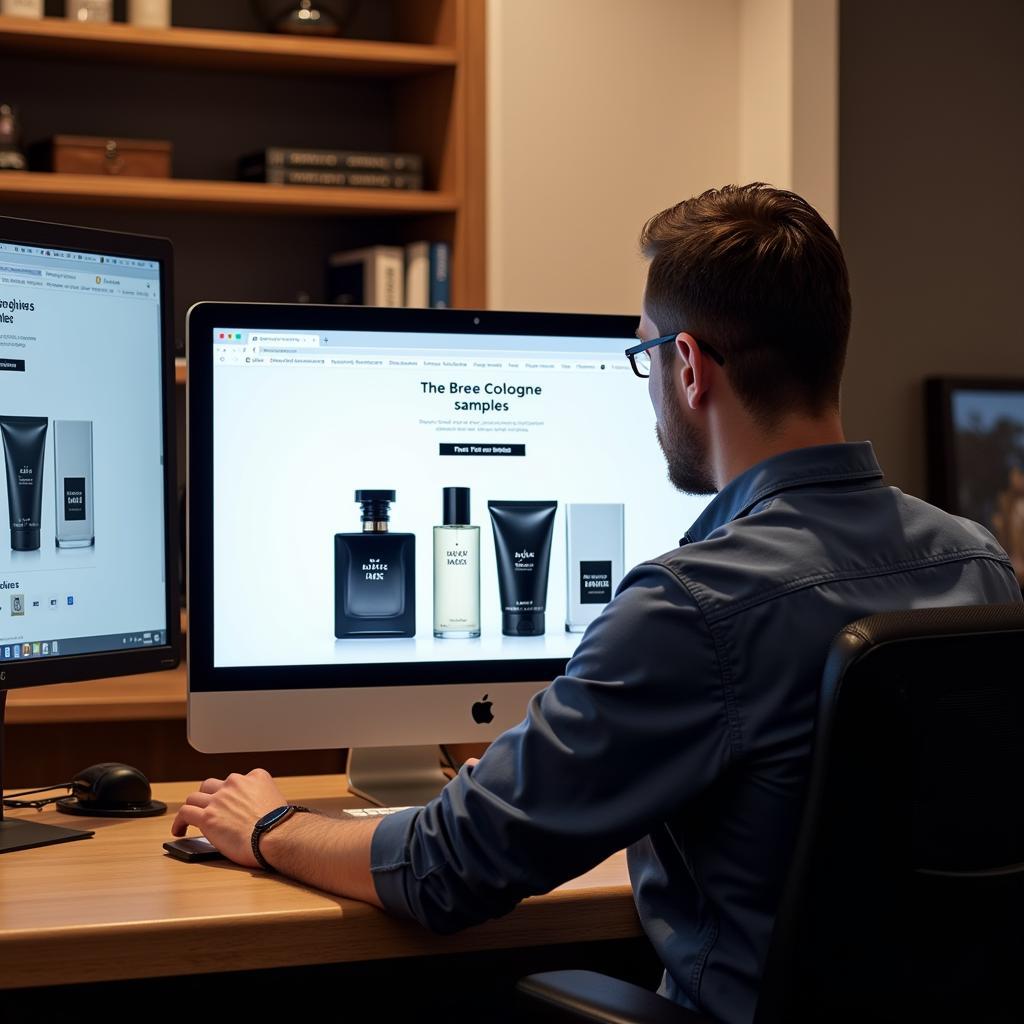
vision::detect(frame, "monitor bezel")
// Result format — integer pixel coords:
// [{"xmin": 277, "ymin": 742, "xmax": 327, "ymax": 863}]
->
[
  {"xmin": 0, "ymin": 215, "xmax": 181, "ymax": 690},
  {"xmin": 925, "ymin": 376, "xmax": 1024, "ymax": 514},
  {"xmin": 187, "ymin": 300, "xmax": 639, "ymax": 693}
]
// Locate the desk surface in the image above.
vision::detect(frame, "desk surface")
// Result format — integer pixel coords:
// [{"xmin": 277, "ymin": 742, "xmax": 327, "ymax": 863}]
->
[{"xmin": 0, "ymin": 774, "xmax": 638, "ymax": 990}]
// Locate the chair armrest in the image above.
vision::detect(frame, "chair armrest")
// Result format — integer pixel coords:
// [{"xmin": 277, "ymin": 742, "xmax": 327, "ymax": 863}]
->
[{"xmin": 517, "ymin": 970, "xmax": 714, "ymax": 1023}]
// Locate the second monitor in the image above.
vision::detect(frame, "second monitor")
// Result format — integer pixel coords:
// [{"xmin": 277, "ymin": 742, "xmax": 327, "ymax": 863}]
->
[{"xmin": 187, "ymin": 305, "xmax": 712, "ymax": 803}]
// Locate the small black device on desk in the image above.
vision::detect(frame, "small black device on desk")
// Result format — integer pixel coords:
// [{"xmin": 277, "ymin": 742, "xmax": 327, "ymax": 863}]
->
[
  {"xmin": 3, "ymin": 763, "xmax": 167, "ymax": 819},
  {"xmin": 163, "ymin": 836, "xmax": 225, "ymax": 862},
  {"xmin": 57, "ymin": 762, "xmax": 167, "ymax": 818}
]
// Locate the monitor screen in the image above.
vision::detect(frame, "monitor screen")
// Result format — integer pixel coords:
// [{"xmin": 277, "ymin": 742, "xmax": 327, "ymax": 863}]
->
[
  {"xmin": 203, "ymin": 311, "xmax": 712, "ymax": 682},
  {"xmin": 943, "ymin": 383, "xmax": 1024, "ymax": 583},
  {"xmin": 0, "ymin": 227, "xmax": 172, "ymax": 670}
]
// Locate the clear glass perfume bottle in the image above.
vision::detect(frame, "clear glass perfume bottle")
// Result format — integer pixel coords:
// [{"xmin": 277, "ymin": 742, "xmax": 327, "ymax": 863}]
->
[
  {"xmin": 433, "ymin": 486, "xmax": 480, "ymax": 638},
  {"xmin": 334, "ymin": 490, "xmax": 416, "ymax": 639}
]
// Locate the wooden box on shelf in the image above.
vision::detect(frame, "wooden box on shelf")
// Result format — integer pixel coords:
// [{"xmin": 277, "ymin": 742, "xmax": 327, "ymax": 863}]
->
[{"xmin": 32, "ymin": 134, "xmax": 173, "ymax": 177}]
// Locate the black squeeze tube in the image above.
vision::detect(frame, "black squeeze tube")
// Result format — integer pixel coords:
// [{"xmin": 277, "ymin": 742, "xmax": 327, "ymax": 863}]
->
[
  {"xmin": 488, "ymin": 500, "xmax": 557, "ymax": 637},
  {"xmin": 0, "ymin": 415, "xmax": 48, "ymax": 551}
]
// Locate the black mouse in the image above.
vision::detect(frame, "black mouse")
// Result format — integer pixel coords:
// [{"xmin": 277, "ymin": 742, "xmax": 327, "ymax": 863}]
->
[{"xmin": 56, "ymin": 762, "xmax": 167, "ymax": 818}]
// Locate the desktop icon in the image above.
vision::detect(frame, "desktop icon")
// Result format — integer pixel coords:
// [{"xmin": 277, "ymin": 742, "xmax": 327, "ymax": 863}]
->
[
  {"xmin": 32, "ymin": 642, "xmax": 41, "ymax": 654},
  {"xmin": 21, "ymin": 644, "xmax": 30, "ymax": 656},
  {"xmin": 52, "ymin": 640, "xmax": 59, "ymax": 654},
  {"xmin": 67, "ymin": 596, "xmax": 74, "ymax": 606},
  {"xmin": 49, "ymin": 597, "xmax": 58, "ymax": 608},
  {"xmin": 42, "ymin": 642, "xmax": 49, "ymax": 655},
  {"xmin": 13, "ymin": 645, "xmax": 20, "ymax": 658},
  {"xmin": 2, "ymin": 647, "xmax": 8, "ymax": 659},
  {"xmin": 11, "ymin": 594, "xmax": 24, "ymax": 615}
]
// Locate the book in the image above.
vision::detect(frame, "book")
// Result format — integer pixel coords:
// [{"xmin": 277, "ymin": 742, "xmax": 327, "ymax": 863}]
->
[
  {"xmin": 247, "ymin": 167, "xmax": 423, "ymax": 190},
  {"xmin": 240, "ymin": 147, "xmax": 423, "ymax": 176},
  {"xmin": 327, "ymin": 246, "xmax": 405, "ymax": 307},
  {"xmin": 404, "ymin": 241, "xmax": 430, "ymax": 308},
  {"xmin": 429, "ymin": 242, "xmax": 450, "ymax": 309}
]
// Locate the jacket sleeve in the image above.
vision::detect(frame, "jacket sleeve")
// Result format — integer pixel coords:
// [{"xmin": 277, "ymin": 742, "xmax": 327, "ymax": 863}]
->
[{"xmin": 369, "ymin": 561, "xmax": 733, "ymax": 933}]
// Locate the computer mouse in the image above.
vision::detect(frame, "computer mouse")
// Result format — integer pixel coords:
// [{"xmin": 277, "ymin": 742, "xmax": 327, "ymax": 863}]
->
[{"xmin": 55, "ymin": 762, "xmax": 167, "ymax": 818}]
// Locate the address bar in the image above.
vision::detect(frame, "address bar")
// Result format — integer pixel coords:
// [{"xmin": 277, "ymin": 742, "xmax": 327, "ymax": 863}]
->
[{"xmin": 247, "ymin": 332, "xmax": 321, "ymax": 348}]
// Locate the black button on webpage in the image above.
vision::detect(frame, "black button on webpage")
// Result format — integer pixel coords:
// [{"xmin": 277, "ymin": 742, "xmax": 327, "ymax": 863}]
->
[
  {"xmin": 439, "ymin": 443, "xmax": 526, "ymax": 457},
  {"xmin": 0, "ymin": 359, "xmax": 25, "ymax": 372}
]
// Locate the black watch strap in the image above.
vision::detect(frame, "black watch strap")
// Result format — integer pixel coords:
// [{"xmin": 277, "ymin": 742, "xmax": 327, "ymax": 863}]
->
[{"xmin": 251, "ymin": 803, "xmax": 314, "ymax": 872}]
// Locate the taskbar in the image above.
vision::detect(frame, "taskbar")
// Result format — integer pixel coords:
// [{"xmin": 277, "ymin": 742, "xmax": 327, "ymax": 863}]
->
[{"xmin": 0, "ymin": 629, "xmax": 167, "ymax": 661}]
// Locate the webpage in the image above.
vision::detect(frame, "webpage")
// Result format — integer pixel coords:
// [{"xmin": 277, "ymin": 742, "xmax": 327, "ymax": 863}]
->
[
  {"xmin": 213, "ymin": 327, "xmax": 712, "ymax": 669},
  {"xmin": 0, "ymin": 239, "xmax": 168, "ymax": 661}
]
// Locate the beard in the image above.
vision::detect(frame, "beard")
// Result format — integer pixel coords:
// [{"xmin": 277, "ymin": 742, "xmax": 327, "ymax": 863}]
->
[{"xmin": 656, "ymin": 370, "xmax": 717, "ymax": 495}]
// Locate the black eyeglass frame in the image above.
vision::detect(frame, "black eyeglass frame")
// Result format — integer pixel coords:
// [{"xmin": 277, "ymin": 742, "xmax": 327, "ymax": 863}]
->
[{"xmin": 625, "ymin": 333, "xmax": 726, "ymax": 379}]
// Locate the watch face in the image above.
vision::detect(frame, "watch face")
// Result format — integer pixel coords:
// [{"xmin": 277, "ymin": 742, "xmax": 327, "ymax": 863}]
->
[{"xmin": 256, "ymin": 805, "xmax": 291, "ymax": 830}]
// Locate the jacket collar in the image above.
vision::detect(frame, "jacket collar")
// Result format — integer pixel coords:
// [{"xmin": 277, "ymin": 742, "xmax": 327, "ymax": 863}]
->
[{"xmin": 682, "ymin": 442, "xmax": 884, "ymax": 545}]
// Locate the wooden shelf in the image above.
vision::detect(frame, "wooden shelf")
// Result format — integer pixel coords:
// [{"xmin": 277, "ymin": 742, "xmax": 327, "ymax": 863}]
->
[
  {"xmin": 0, "ymin": 172, "xmax": 458, "ymax": 217},
  {"xmin": 6, "ymin": 662, "xmax": 186, "ymax": 725},
  {"xmin": 6, "ymin": 609, "xmax": 187, "ymax": 725},
  {"xmin": 0, "ymin": 15, "xmax": 457, "ymax": 76}
]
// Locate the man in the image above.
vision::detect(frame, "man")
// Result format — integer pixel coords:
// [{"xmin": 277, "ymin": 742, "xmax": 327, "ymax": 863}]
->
[{"xmin": 173, "ymin": 184, "xmax": 1021, "ymax": 1024}]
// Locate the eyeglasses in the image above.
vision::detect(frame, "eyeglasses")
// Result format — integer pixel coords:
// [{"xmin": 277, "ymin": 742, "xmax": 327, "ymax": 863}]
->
[{"xmin": 624, "ymin": 333, "xmax": 726, "ymax": 379}]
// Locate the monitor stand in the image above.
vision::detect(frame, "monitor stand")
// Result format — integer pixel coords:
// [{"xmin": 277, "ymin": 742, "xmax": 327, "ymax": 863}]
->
[
  {"xmin": 0, "ymin": 690, "xmax": 94, "ymax": 854},
  {"xmin": 346, "ymin": 745, "xmax": 450, "ymax": 808}
]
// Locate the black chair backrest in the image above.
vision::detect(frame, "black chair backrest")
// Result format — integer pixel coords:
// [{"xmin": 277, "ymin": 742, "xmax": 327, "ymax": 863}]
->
[{"xmin": 755, "ymin": 602, "xmax": 1024, "ymax": 1024}]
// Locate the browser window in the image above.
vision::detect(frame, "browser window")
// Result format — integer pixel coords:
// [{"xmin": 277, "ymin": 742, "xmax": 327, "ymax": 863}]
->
[
  {"xmin": 0, "ymin": 240, "xmax": 167, "ymax": 659},
  {"xmin": 212, "ymin": 326, "xmax": 711, "ymax": 670}
]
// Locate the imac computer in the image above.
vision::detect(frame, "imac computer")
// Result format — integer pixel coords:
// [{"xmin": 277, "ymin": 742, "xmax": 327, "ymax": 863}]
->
[
  {"xmin": 0, "ymin": 215, "xmax": 181, "ymax": 853},
  {"xmin": 187, "ymin": 303, "xmax": 712, "ymax": 806}
]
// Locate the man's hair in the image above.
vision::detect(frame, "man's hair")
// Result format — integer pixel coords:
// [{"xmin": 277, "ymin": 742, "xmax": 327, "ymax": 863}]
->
[{"xmin": 641, "ymin": 183, "xmax": 851, "ymax": 428}]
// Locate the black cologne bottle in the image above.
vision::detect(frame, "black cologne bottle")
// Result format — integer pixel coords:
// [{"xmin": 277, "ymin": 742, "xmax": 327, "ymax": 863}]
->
[{"xmin": 334, "ymin": 490, "xmax": 416, "ymax": 639}]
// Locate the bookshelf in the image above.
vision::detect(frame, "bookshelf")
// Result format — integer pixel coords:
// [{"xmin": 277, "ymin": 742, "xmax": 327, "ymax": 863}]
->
[
  {"xmin": 0, "ymin": 0, "xmax": 487, "ymax": 328},
  {"xmin": 0, "ymin": 171, "xmax": 459, "ymax": 215},
  {"xmin": 0, "ymin": 3, "xmax": 485, "ymax": 756},
  {"xmin": 0, "ymin": 15, "xmax": 459, "ymax": 74}
]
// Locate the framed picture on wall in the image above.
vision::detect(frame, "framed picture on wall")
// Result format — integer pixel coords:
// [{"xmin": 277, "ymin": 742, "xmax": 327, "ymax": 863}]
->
[{"xmin": 926, "ymin": 377, "xmax": 1024, "ymax": 585}]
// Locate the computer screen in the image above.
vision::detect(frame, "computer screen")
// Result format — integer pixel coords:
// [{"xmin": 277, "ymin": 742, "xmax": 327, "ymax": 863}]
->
[
  {"xmin": 927, "ymin": 378, "xmax": 1024, "ymax": 586},
  {"xmin": 188, "ymin": 304, "xmax": 713, "ymax": 768},
  {"xmin": 0, "ymin": 217, "xmax": 180, "ymax": 688}
]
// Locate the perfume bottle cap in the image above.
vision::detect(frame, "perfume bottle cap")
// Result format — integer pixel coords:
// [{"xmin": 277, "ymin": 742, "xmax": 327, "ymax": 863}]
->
[
  {"xmin": 355, "ymin": 489, "xmax": 395, "ymax": 524},
  {"xmin": 442, "ymin": 486, "xmax": 471, "ymax": 526}
]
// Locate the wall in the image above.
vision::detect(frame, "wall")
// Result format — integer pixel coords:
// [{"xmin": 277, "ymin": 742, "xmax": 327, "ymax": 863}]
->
[
  {"xmin": 486, "ymin": 0, "xmax": 839, "ymax": 316},
  {"xmin": 839, "ymin": 0, "xmax": 1024, "ymax": 497},
  {"xmin": 486, "ymin": 0, "xmax": 742, "ymax": 316}
]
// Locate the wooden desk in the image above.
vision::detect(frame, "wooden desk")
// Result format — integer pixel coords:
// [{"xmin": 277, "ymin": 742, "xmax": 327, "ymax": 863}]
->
[{"xmin": 0, "ymin": 774, "xmax": 640, "ymax": 990}]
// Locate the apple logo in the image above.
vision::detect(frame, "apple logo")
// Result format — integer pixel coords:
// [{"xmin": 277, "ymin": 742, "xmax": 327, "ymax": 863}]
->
[{"xmin": 471, "ymin": 693, "xmax": 494, "ymax": 724}]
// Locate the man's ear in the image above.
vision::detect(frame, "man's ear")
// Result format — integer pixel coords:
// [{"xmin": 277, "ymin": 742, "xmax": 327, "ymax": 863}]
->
[{"xmin": 674, "ymin": 332, "xmax": 711, "ymax": 411}]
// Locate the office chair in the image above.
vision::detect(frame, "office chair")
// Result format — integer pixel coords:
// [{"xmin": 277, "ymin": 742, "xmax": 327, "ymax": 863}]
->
[{"xmin": 518, "ymin": 602, "xmax": 1024, "ymax": 1024}]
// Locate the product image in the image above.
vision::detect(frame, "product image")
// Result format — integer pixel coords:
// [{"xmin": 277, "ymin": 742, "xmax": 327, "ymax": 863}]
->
[
  {"xmin": 1, "ymin": 415, "xmax": 48, "ymax": 551},
  {"xmin": 565, "ymin": 503, "xmax": 625, "ymax": 632},
  {"xmin": 433, "ymin": 486, "xmax": 481, "ymax": 639},
  {"xmin": 488, "ymin": 500, "xmax": 557, "ymax": 637},
  {"xmin": 334, "ymin": 490, "xmax": 415, "ymax": 639},
  {"xmin": 53, "ymin": 420, "xmax": 95, "ymax": 549}
]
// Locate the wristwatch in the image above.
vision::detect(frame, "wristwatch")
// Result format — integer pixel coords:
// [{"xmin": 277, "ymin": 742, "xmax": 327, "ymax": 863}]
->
[{"xmin": 251, "ymin": 804, "xmax": 315, "ymax": 871}]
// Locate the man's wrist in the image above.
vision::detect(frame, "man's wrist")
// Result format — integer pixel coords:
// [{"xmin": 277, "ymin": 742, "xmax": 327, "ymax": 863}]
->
[{"xmin": 253, "ymin": 805, "xmax": 316, "ymax": 871}]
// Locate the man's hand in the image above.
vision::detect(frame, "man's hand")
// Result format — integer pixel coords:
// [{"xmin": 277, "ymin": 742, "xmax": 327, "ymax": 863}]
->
[{"xmin": 171, "ymin": 768, "xmax": 289, "ymax": 870}]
